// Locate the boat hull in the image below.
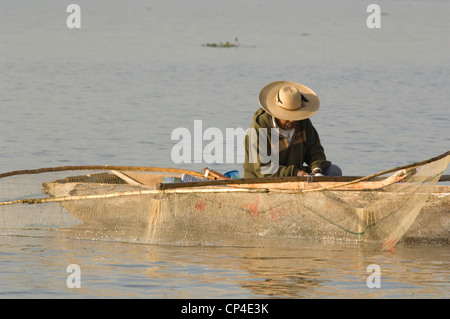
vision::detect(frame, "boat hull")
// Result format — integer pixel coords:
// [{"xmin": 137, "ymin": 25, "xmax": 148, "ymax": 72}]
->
[
  {"xmin": 402, "ymin": 186, "xmax": 449, "ymax": 244},
  {"xmin": 42, "ymin": 180, "xmax": 449, "ymax": 247}
]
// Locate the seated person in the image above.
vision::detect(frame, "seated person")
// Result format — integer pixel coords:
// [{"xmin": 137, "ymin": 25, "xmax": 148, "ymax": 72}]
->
[{"xmin": 243, "ymin": 81, "xmax": 342, "ymax": 178}]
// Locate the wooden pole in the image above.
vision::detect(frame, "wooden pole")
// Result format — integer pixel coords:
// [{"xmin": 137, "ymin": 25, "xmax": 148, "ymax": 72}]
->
[
  {"xmin": 0, "ymin": 187, "xmax": 268, "ymax": 207},
  {"xmin": 160, "ymin": 151, "xmax": 450, "ymax": 190},
  {"xmin": 0, "ymin": 165, "xmax": 208, "ymax": 180}
]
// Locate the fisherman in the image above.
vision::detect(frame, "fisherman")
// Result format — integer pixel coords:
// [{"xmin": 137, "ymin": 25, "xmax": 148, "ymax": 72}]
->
[{"xmin": 243, "ymin": 81, "xmax": 342, "ymax": 178}]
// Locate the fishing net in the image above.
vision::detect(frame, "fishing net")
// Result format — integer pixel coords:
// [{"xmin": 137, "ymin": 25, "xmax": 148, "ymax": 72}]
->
[{"xmin": 0, "ymin": 152, "xmax": 448, "ymax": 250}]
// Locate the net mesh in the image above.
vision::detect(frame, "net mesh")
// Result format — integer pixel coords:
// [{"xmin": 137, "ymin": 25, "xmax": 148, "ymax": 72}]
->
[{"xmin": 0, "ymin": 153, "xmax": 448, "ymax": 250}]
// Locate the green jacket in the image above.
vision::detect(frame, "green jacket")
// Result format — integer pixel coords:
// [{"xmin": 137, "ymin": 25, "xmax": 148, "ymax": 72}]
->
[{"xmin": 243, "ymin": 108, "xmax": 331, "ymax": 178}]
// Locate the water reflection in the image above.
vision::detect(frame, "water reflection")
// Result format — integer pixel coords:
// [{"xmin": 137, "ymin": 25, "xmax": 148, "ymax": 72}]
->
[
  {"xmin": 47, "ymin": 226, "xmax": 449, "ymax": 298},
  {"xmin": 1, "ymin": 201, "xmax": 448, "ymax": 298}
]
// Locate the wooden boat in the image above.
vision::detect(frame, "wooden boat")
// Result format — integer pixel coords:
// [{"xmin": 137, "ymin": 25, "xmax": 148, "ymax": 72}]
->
[
  {"xmin": 1, "ymin": 152, "xmax": 448, "ymax": 250},
  {"xmin": 34, "ymin": 152, "xmax": 449, "ymax": 250}
]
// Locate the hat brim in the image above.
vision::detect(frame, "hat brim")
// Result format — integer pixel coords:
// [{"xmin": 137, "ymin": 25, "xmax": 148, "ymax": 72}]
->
[{"xmin": 259, "ymin": 81, "xmax": 320, "ymax": 121}]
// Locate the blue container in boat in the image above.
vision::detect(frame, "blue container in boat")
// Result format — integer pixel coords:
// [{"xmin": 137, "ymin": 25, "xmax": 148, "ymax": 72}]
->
[
  {"xmin": 181, "ymin": 174, "xmax": 205, "ymax": 183},
  {"xmin": 163, "ymin": 176, "xmax": 182, "ymax": 183},
  {"xmin": 224, "ymin": 170, "xmax": 240, "ymax": 179}
]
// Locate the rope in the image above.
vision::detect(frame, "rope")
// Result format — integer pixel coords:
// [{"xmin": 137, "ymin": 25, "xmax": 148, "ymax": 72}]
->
[{"xmin": 0, "ymin": 165, "xmax": 208, "ymax": 180}]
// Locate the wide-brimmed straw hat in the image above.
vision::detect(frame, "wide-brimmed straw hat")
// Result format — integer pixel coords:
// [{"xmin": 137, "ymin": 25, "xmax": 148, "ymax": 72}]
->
[{"xmin": 259, "ymin": 81, "xmax": 320, "ymax": 121}]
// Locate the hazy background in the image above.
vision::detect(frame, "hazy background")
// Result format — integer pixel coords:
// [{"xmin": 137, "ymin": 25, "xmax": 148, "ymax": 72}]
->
[{"xmin": 1, "ymin": 0, "xmax": 448, "ymax": 176}]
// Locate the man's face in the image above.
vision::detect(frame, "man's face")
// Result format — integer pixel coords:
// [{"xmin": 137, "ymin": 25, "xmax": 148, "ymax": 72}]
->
[{"xmin": 275, "ymin": 118, "xmax": 297, "ymax": 130}]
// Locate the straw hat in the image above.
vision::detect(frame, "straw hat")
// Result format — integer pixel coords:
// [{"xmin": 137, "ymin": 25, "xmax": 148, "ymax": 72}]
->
[{"xmin": 259, "ymin": 81, "xmax": 320, "ymax": 121}]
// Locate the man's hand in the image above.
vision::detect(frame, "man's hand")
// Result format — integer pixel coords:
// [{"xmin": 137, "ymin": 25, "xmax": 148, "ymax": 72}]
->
[{"xmin": 296, "ymin": 170, "xmax": 310, "ymax": 176}]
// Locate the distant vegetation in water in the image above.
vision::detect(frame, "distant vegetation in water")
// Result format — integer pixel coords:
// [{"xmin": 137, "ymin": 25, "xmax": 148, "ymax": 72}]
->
[{"xmin": 202, "ymin": 37, "xmax": 240, "ymax": 48}]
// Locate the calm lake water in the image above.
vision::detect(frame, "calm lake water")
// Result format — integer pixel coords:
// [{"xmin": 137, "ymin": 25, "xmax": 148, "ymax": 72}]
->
[{"xmin": 0, "ymin": 0, "xmax": 449, "ymax": 299}]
